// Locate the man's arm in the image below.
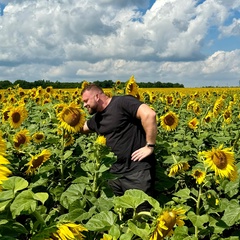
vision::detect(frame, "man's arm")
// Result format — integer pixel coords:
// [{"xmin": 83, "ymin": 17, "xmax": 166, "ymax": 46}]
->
[
  {"xmin": 80, "ymin": 121, "xmax": 93, "ymax": 134},
  {"xmin": 131, "ymin": 104, "xmax": 157, "ymax": 161}
]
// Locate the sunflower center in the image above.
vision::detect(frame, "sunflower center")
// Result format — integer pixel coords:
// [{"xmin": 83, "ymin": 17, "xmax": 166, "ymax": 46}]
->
[
  {"xmin": 212, "ymin": 151, "xmax": 227, "ymax": 169},
  {"xmin": 36, "ymin": 134, "xmax": 44, "ymax": 140},
  {"xmin": 32, "ymin": 155, "xmax": 44, "ymax": 168},
  {"xmin": 12, "ymin": 112, "xmax": 21, "ymax": 123},
  {"xmin": 63, "ymin": 107, "xmax": 81, "ymax": 127},
  {"xmin": 164, "ymin": 115, "xmax": 175, "ymax": 126}
]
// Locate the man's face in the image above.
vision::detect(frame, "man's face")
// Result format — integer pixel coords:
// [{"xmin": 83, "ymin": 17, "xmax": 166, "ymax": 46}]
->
[{"xmin": 82, "ymin": 90, "xmax": 98, "ymax": 115}]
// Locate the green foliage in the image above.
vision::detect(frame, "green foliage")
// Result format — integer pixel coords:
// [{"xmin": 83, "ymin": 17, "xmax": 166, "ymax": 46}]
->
[{"xmin": 0, "ymin": 84, "xmax": 239, "ymax": 239}]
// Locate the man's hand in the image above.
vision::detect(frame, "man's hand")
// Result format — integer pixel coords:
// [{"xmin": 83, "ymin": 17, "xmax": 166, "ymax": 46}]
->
[{"xmin": 131, "ymin": 146, "xmax": 154, "ymax": 161}]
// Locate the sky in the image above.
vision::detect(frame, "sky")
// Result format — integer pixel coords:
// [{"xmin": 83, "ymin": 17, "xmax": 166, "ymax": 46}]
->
[{"xmin": 0, "ymin": 0, "xmax": 240, "ymax": 87}]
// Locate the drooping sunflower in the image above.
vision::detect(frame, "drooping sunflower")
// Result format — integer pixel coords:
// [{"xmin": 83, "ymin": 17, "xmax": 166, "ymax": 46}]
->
[
  {"xmin": 188, "ymin": 117, "xmax": 199, "ymax": 130},
  {"xmin": 223, "ymin": 108, "xmax": 232, "ymax": 124},
  {"xmin": 160, "ymin": 111, "xmax": 179, "ymax": 131},
  {"xmin": 199, "ymin": 144, "xmax": 238, "ymax": 181},
  {"xmin": 25, "ymin": 149, "xmax": 51, "ymax": 175},
  {"xmin": 47, "ymin": 222, "xmax": 87, "ymax": 240},
  {"xmin": 81, "ymin": 81, "xmax": 90, "ymax": 90},
  {"xmin": 168, "ymin": 162, "xmax": 190, "ymax": 177},
  {"xmin": 150, "ymin": 207, "xmax": 186, "ymax": 240},
  {"xmin": 175, "ymin": 98, "xmax": 182, "ymax": 108},
  {"xmin": 8, "ymin": 105, "xmax": 28, "ymax": 128},
  {"xmin": 57, "ymin": 103, "xmax": 86, "ymax": 133},
  {"xmin": 191, "ymin": 169, "xmax": 206, "ymax": 185},
  {"xmin": 13, "ymin": 129, "xmax": 31, "ymax": 149},
  {"xmin": 32, "ymin": 132, "xmax": 45, "ymax": 144},
  {"xmin": 213, "ymin": 97, "xmax": 224, "ymax": 117},
  {"xmin": 125, "ymin": 75, "xmax": 139, "ymax": 97},
  {"xmin": 1, "ymin": 105, "xmax": 11, "ymax": 122},
  {"xmin": 204, "ymin": 111, "xmax": 212, "ymax": 123}
]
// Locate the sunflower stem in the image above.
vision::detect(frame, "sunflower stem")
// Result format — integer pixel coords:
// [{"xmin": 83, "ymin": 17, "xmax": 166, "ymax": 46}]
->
[
  {"xmin": 92, "ymin": 148, "xmax": 100, "ymax": 197},
  {"xmin": 60, "ymin": 128, "xmax": 66, "ymax": 187},
  {"xmin": 195, "ymin": 183, "xmax": 202, "ymax": 238},
  {"xmin": 32, "ymin": 210, "xmax": 46, "ymax": 231}
]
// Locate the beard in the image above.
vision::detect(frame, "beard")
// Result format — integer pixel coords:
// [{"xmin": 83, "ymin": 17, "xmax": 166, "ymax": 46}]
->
[{"xmin": 87, "ymin": 106, "xmax": 97, "ymax": 115}]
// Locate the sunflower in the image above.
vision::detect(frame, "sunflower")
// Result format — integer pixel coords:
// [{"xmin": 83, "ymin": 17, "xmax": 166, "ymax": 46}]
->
[
  {"xmin": 223, "ymin": 109, "xmax": 232, "ymax": 124},
  {"xmin": 125, "ymin": 75, "xmax": 139, "ymax": 97},
  {"xmin": 160, "ymin": 111, "xmax": 179, "ymax": 131},
  {"xmin": 45, "ymin": 86, "xmax": 54, "ymax": 94},
  {"xmin": 54, "ymin": 103, "xmax": 68, "ymax": 115},
  {"xmin": 25, "ymin": 149, "xmax": 51, "ymax": 175},
  {"xmin": 81, "ymin": 81, "xmax": 90, "ymax": 90},
  {"xmin": 48, "ymin": 222, "xmax": 87, "ymax": 240},
  {"xmin": 165, "ymin": 95, "xmax": 174, "ymax": 105},
  {"xmin": 150, "ymin": 207, "xmax": 186, "ymax": 240},
  {"xmin": 204, "ymin": 111, "xmax": 212, "ymax": 123},
  {"xmin": 13, "ymin": 129, "xmax": 31, "ymax": 149},
  {"xmin": 193, "ymin": 103, "xmax": 201, "ymax": 115},
  {"xmin": 1, "ymin": 105, "xmax": 11, "ymax": 122},
  {"xmin": 0, "ymin": 134, "xmax": 11, "ymax": 188},
  {"xmin": 57, "ymin": 103, "xmax": 86, "ymax": 133},
  {"xmin": 64, "ymin": 134, "xmax": 75, "ymax": 147},
  {"xmin": 0, "ymin": 133, "xmax": 7, "ymax": 155},
  {"xmin": 0, "ymin": 155, "xmax": 12, "ymax": 188},
  {"xmin": 213, "ymin": 97, "xmax": 224, "ymax": 117},
  {"xmin": 200, "ymin": 145, "xmax": 238, "ymax": 181},
  {"xmin": 95, "ymin": 135, "xmax": 107, "ymax": 146},
  {"xmin": 32, "ymin": 132, "xmax": 45, "ymax": 143},
  {"xmin": 8, "ymin": 105, "xmax": 28, "ymax": 128},
  {"xmin": 168, "ymin": 162, "xmax": 190, "ymax": 177},
  {"xmin": 100, "ymin": 234, "xmax": 113, "ymax": 240},
  {"xmin": 192, "ymin": 169, "xmax": 206, "ymax": 185},
  {"xmin": 42, "ymin": 98, "xmax": 51, "ymax": 105},
  {"xmin": 188, "ymin": 117, "xmax": 199, "ymax": 130},
  {"xmin": 175, "ymin": 98, "xmax": 182, "ymax": 108}
]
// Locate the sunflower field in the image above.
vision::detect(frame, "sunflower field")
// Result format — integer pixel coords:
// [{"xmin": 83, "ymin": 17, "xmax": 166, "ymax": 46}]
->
[{"xmin": 0, "ymin": 76, "xmax": 239, "ymax": 240}]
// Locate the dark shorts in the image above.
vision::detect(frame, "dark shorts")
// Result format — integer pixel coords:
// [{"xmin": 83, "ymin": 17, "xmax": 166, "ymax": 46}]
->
[{"xmin": 108, "ymin": 168, "xmax": 155, "ymax": 197}]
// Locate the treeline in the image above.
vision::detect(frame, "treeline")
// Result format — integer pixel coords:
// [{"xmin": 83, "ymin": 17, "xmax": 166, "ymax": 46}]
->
[{"xmin": 0, "ymin": 79, "xmax": 184, "ymax": 89}]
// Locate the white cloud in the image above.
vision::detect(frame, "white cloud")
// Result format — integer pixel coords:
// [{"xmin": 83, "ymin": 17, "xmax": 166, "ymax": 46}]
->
[{"xmin": 0, "ymin": 0, "xmax": 239, "ymax": 87}]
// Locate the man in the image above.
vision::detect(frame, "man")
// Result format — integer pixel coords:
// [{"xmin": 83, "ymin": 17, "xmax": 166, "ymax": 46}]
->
[{"xmin": 81, "ymin": 83, "xmax": 157, "ymax": 211}]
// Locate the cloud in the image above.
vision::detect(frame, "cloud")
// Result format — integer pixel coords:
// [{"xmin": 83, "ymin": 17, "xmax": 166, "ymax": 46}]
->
[{"xmin": 0, "ymin": 0, "xmax": 239, "ymax": 87}]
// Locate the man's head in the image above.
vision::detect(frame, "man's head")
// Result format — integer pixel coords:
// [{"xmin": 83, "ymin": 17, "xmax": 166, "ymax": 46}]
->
[{"xmin": 81, "ymin": 84, "xmax": 104, "ymax": 115}]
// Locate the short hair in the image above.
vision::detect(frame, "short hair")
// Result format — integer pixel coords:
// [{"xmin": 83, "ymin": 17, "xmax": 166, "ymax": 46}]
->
[{"xmin": 81, "ymin": 83, "xmax": 104, "ymax": 95}]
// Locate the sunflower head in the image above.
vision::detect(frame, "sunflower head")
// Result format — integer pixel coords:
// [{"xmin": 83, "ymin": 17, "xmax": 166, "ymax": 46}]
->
[
  {"xmin": 150, "ymin": 207, "xmax": 187, "ymax": 239},
  {"xmin": 32, "ymin": 132, "xmax": 45, "ymax": 143},
  {"xmin": 200, "ymin": 145, "xmax": 237, "ymax": 181},
  {"xmin": 0, "ymin": 133, "xmax": 7, "ymax": 156},
  {"xmin": 188, "ymin": 117, "xmax": 199, "ymax": 130},
  {"xmin": 58, "ymin": 103, "xmax": 86, "ymax": 133},
  {"xmin": 160, "ymin": 111, "xmax": 179, "ymax": 131},
  {"xmin": 8, "ymin": 105, "xmax": 28, "ymax": 129},
  {"xmin": 13, "ymin": 129, "xmax": 31, "ymax": 149},
  {"xmin": 95, "ymin": 136, "xmax": 107, "ymax": 146},
  {"xmin": 125, "ymin": 75, "xmax": 139, "ymax": 97},
  {"xmin": 25, "ymin": 149, "xmax": 51, "ymax": 175},
  {"xmin": 168, "ymin": 162, "xmax": 190, "ymax": 177},
  {"xmin": 50, "ymin": 222, "xmax": 88, "ymax": 240},
  {"xmin": 0, "ymin": 155, "xmax": 12, "ymax": 186},
  {"xmin": 191, "ymin": 169, "xmax": 206, "ymax": 185}
]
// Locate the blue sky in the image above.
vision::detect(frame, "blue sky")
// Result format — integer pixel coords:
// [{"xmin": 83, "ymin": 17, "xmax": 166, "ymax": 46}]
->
[{"xmin": 0, "ymin": 0, "xmax": 240, "ymax": 87}]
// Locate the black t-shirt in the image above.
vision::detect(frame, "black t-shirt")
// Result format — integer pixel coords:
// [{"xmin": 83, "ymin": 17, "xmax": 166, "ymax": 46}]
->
[{"xmin": 87, "ymin": 95, "xmax": 156, "ymax": 174}]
